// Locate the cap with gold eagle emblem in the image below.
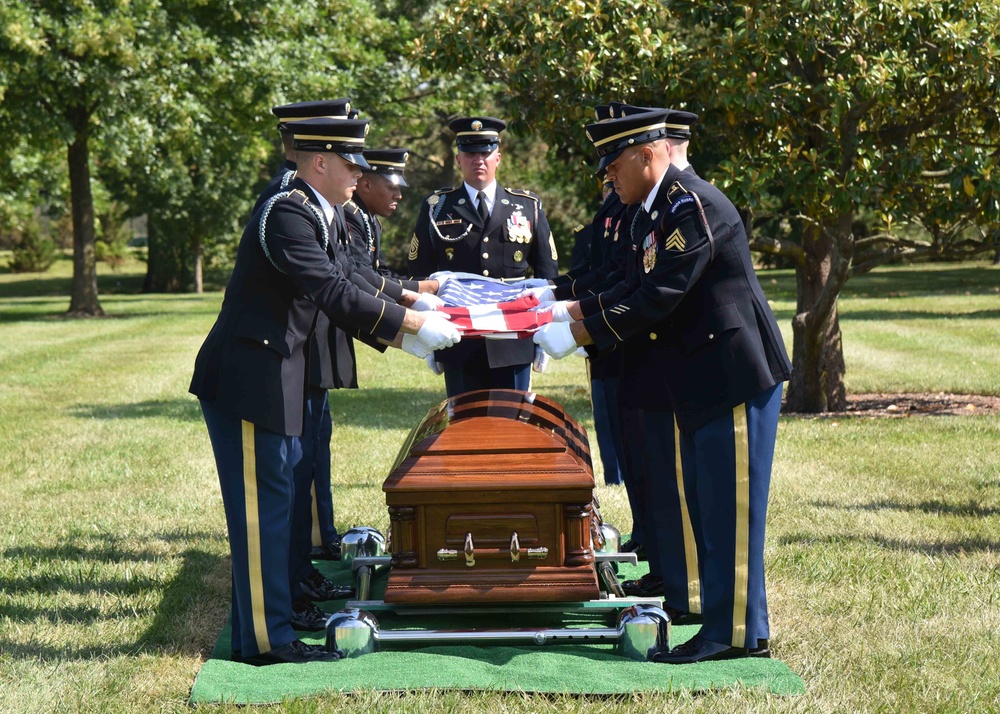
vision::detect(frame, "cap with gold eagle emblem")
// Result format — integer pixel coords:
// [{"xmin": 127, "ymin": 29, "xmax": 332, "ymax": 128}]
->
[
  {"xmin": 291, "ymin": 117, "xmax": 370, "ymax": 168},
  {"xmin": 448, "ymin": 116, "xmax": 507, "ymax": 153},
  {"xmin": 272, "ymin": 99, "xmax": 358, "ymax": 128},
  {"xmin": 585, "ymin": 107, "xmax": 699, "ymax": 173},
  {"xmin": 361, "ymin": 148, "xmax": 410, "ymax": 187}
]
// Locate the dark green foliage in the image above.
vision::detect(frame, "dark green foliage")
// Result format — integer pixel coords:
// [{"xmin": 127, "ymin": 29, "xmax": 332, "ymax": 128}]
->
[{"xmin": 8, "ymin": 220, "xmax": 58, "ymax": 273}]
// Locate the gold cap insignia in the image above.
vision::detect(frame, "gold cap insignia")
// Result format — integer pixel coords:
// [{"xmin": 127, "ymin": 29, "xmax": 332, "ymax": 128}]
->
[
  {"xmin": 402, "ymin": 152, "xmax": 409, "ymax": 161},
  {"xmin": 585, "ymin": 129, "xmax": 592, "ymax": 141},
  {"xmin": 364, "ymin": 124, "xmax": 370, "ymax": 136},
  {"xmin": 472, "ymin": 120, "xmax": 483, "ymax": 131},
  {"xmin": 345, "ymin": 102, "xmax": 351, "ymax": 113}
]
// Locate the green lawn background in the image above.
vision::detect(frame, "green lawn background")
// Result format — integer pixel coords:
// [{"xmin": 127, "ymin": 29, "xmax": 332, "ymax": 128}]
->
[{"xmin": 0, "ymin": 255, "xmax": 997, "ymax": 713}]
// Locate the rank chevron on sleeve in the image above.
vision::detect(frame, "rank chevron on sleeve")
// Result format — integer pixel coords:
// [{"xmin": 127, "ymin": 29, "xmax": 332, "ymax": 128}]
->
[{"xmin": 664, "ymin": 229, "xmax": 686, "ymax": 251}]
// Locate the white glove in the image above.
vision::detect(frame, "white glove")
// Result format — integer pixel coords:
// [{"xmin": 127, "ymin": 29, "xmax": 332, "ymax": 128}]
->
[
  {"xmin": 401, "ymin": 333, "xmax": 432, "ymax": 358},
  {"xmin": 533, "ymin": 322, "xmax": 578, "ymax": 359},
  {"xmin": 412, "ymin": 292, "xmax": 445, "ymax": 311},
  {"xmin": 416, "ymin": 315, "xmax": 461, "ymax": 350},
  {"xmin": 532, "ymin": 345, "xmax": 549, "ymax": 373},
  {"xmin": 573, "ymin": 346, "xmax": 588, "ymax": 358},
  {"xmin": 517, "ymin": 286, "xmax": 555, "ymax": 302},
  {"xmin": 518, "ymin": 278, "xmax": 552, "ymax": 288},
  {"xmin": 537, "ymin": 300, "xmax": 572, "ymax": 323},
  {"xmin": 425, "ymin": 355, "xmax": 444, "ymax": 375},
  {"xmin": 429, "ymin": 271, "xmax": 454, "ymax": 291}
]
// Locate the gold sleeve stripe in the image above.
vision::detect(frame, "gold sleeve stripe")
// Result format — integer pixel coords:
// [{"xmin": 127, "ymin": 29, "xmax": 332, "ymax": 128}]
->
[
  {"xmin": 570, "ymin": 279, "xmax": 577, "ymax": 298},
  {"xmin": 379, "ymin": 276, "xmax": 386, "ymax": 291},
  {"xmin": 371, "ymin": 300, "xmax": 386, "ymax": 334},
  {"xmin": 310, "ymin": 482, "xmax": 322, "ymax": 548},
  {"xmin": 601, "ymin": 310, "xmax": 623, "ymax": 343},
  {"xmin": 731, "ymin": 403, "xmax": 751, "ymax": 648},
  {"xmin": 674, "ymin": 416, "xmax": 702, "ymax": 614},
  {"xmin": 241, "ymin": 420, "xmax": 272, "ymax": 654}
]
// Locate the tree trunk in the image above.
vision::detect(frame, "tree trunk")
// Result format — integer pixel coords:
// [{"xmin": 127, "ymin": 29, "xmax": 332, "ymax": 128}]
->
[
  {"xmin": 66, "ymin": 108, "xmax": 104, "ymax": 317},
  {"xmin": 784, "ymin": 223, "xmax": 849, "ymax": 412},
  {"xmin": 193, "ymin": 234, "xmax": 203, "ymax": 293},
  {"xmin": 143, "ymin": 213, "xmax": 189, "ymax": 292}
]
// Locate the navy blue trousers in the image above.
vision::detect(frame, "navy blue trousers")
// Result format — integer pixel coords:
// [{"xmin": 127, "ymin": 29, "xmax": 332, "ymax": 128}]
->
[
  {"xmin": 288, "ymin": 388, "xmax": 336, "ymax": 596},
  {"xmin": 201, "ymin": 400, "xmax": 297, "ymax": 656},
  {"xmin": 679, "ymin": 383, "xmax": 783, "ymax": 648},
  {"xmin": 620, "ymin": 406, "xmax": 701, "ymax": 615},
  {"xmin": 307, "ymin": 392, "xmax": 339, "ymax": 547},
  {"xmin": 590, "ymin": 374, "xmax": 625, "ymax": 485}
]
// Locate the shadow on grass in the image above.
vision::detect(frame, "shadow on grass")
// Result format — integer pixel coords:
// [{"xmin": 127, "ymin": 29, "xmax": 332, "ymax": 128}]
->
[
  {"xmin": 69, "ymin": 399, "xmax": 203, "ymax": 422},
  {"xmin": 811, "ymin": 498, "xmax": 999, "ymax": 518},
  {"xmin": 0, "ymin": 534, "xmax": 229, "ymax": 661},
  {"xmin": 778, "ymin": 532, "xmax": 999, "ymax": 555}
]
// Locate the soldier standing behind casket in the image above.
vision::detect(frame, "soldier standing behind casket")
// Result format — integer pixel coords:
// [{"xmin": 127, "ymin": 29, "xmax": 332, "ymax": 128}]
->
[{"xmin": 408, "ymin": 116, "xmax": 559, "ymax": 396}]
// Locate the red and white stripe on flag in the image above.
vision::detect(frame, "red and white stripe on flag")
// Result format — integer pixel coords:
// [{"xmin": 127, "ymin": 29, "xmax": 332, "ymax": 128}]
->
[{"xmin": 440, "ymin": 295, "xmax": 553, "ymax": 339}]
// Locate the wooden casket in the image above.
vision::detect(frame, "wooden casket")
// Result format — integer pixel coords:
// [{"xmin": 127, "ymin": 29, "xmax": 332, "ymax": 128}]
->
[{"xmin": 382, "ymin": 389, "xmax": 601, "ymax": 604}]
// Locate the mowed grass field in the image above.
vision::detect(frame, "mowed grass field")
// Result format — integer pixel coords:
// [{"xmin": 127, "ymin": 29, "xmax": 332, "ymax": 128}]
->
[{"xmin": 0, "ymin": 254, "xmax": 997, "ymax": 713}]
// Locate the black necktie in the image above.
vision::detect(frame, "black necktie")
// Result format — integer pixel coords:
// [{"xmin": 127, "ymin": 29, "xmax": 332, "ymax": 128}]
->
[{"xmin": 477, "ymin": 190, "xmax": 489, "ymax": 223}]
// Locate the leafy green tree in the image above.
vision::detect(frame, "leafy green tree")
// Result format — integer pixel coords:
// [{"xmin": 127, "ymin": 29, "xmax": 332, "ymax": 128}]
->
[{"xmin": 422, "ymin": 0, "xmax": 1000, "ymax": 412}]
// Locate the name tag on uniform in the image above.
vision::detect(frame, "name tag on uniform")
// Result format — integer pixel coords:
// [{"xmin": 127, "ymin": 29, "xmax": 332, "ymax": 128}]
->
[{"xmin": 434, "ymin": 219, "xmax": 463, "ymax": 226}]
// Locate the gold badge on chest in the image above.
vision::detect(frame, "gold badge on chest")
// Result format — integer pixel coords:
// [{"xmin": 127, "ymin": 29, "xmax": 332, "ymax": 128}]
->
[
  {"xmin": 445, "ymin": 247, "xmax": 455, "ymax": 261},
  {"xmin": 513, "ymin": 250, "xmax": 524, "ymax": 262}
]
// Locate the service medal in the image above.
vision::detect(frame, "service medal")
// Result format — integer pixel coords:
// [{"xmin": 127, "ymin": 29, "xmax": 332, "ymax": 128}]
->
[{"xmin": 642, "ymin": 232, "xmax": 656, "ymax": 273}]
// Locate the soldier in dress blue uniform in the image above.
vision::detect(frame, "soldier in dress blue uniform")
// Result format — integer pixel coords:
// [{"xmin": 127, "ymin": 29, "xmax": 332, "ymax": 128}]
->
[
  {"xmin": 343, "ymin": 148, "xmax": 412, "ymax": 278},
  {"xmin": 408, "ymin": 116, "xmax": 559, "ymax": 396},
  {"xmin": 190, "ymin": 117, "xmax": 460, "ymax": 665},
  {"xmin": 534, "ymin": 107, "xmax": 792, "ymax": 663},
  {"xmin": 253, "ymin": 99, "xmax": 356, "ymax": 215}
]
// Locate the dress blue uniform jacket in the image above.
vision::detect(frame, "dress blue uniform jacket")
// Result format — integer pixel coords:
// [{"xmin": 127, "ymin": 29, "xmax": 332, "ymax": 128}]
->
[
  {"xmin": 408, "ymin": 184, "xmax": 559, "ymax": 368},
  {"xmin": 190, "ymin": 178, "xmax": 406, "ymax": 436},
  {"xmin": 579, "ymin": 164, "xmax": 791, "ymax": 432}
]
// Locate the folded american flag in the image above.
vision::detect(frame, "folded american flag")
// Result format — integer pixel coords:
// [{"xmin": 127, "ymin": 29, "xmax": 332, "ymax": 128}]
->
[
  {"xmin": 437, "ymin": 274, "xmax": 529, "ymax": 307},
  {"xmin": 437, "ymin": 275, "xmax": 552, "ymax": 339}
]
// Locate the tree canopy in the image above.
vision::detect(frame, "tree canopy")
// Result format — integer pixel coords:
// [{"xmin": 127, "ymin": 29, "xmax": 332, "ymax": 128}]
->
[{"xmin": 421, "ymin": 0, "xmax": 1000, "ymax": 411}]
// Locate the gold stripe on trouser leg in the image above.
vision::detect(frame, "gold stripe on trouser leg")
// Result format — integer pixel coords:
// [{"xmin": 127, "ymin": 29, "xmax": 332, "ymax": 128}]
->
[
  {"xmin": 241, "ymin": 420, "xmax": 271, "ymax": 654},
  {"xmin": 673, "ymin": 416, "xmax": 701, "ymax": 614},
  {"xmin": 310, "ymin": 482, "xmax": 322, "ymax": 547},
  {"xmin": 731, "ymin": 404, "xmax": 750, "ymax": 648}
]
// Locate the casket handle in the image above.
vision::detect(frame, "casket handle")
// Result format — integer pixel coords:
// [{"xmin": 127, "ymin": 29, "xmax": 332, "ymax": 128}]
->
[
  {"xmin": 436, "ymin": 548, "xmax": 458, "ymax": 561},
  {"xmin": 510, "ymin": 532, "xmax": 520, "ymax": 562},
  {"xmin": 526, "ymin": 547, "xmax": 549, "ymax": 559},
  {"xmin": 464, "ymin": 532, "xmax": 476, "ymax": 567}
]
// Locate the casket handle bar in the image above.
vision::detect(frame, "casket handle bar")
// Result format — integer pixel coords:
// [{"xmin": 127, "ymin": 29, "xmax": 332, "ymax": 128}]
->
[
  {"xmin": 464, "ymin": 532, "xmax": 475, "ymax": 567},
  {"xmin": 437, "ymin": 533, "xmax": 547, "ymax": 564}
]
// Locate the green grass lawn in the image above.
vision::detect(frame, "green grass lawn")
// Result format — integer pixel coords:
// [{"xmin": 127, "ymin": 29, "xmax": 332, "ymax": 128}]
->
[{"xmin": 0, "ymin": 254, "xmax": 997, "ymax": 713}]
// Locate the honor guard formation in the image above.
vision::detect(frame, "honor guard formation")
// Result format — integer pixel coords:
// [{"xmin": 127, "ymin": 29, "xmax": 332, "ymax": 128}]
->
[{"xmin": 192, "ymin": 96, "xmax": 790, "ymax": 665}]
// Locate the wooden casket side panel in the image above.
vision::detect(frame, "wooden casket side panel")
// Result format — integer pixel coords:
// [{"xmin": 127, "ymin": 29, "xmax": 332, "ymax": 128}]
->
[{"xmin": 383, "ymin": 390, "xmax": 599, "ymax": 604}]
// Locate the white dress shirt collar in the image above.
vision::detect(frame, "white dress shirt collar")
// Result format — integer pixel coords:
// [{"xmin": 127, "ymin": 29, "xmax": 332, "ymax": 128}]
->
[
  {"xmin": 642, "ymin": 169, "xmax": 668, "ymax": 214},
  {"xmin": 302, "ymin": 180, "xmax": 336, "ymax": 225},
  {"xmin": 465, "ymin": 180, "xmax": 498, "ymax": 214}
]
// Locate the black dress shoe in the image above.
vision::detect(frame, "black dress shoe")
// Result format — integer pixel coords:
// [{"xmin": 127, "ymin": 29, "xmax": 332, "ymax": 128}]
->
[
  {"xmin": 621, "ymin": 574, "xmax": 664, "ymax": 597},
  {"xmin": 662, "ymin": 604, "xmax": 704, "ymax": 626},
  {"xmin": 291, "ymin": 598, "xmax": 332, "ymax": 631},
  {"xmin": 651, "ymin": 633, "xmax": 771, "ymax": 664},
  {"xmin": 620, "ymin": 539, "xmax": 647, "ymax": 561},
  {"xmin": 309, "ymin": 541, "xmax": 342, "ymax": 561},
  {"xmin": 300, "ymin": 569, "xmax": 355, "ymax": 602},
  {"xmin": 240, "ymin": 639, "xmax": 344, "ymax": 666}
]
